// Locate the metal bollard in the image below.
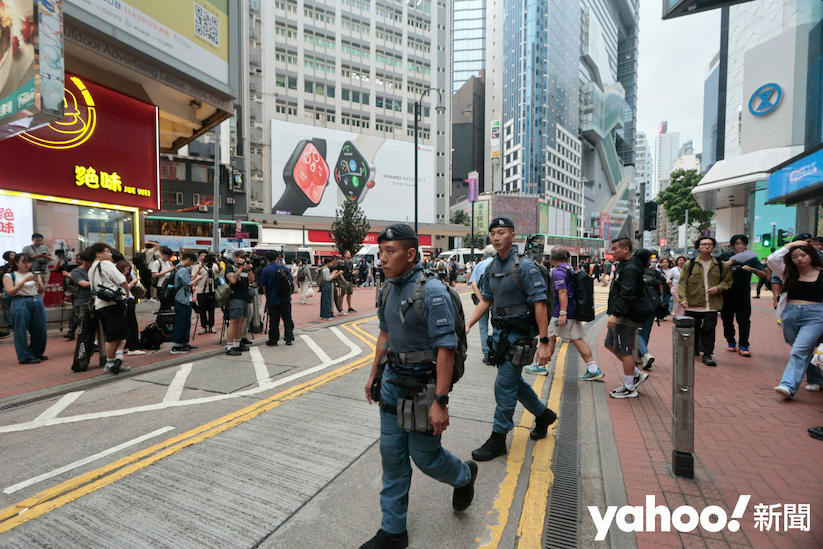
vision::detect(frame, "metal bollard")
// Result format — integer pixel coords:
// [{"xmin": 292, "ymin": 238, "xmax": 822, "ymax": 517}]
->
[{"xmin": 671, "ymin": 316, "xmax": 695, "ymax": 478}]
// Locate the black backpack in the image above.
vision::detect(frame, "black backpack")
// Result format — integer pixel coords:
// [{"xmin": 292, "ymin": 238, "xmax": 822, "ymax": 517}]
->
[
  {"xmin": 379, "ymin": 269, "xmax": 467, "ymax": 388},
  {"xmin": 275, "ymin": 266, "xmax": 294, "ymax": 298},
  {"xmin": 572, "ymin": 268, "xmax": 595, "ymax": 322},
  {"xmin": 139, "ymin": 323, "xmax": 164, "ymax": 350},
  {"xmin": 133, "ymin": 251, "xmax": 147, "ymax": 271},
  {"xmin": 162, "ymin": 265, "xmax": 185, "ymax": 302},
  {"xmin": 627, "ymin": 267, "xmax": 665, "ymax": 323}
]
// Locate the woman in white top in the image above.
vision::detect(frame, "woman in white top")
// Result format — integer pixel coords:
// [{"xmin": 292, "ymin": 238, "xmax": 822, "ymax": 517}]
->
[
  {"xmin": 667, "ymin": 256, "xmax": 687, "ymax": 316},
  {"xmin": 2, "ymin": 253, "xmax": 47, "ymax": 364}
]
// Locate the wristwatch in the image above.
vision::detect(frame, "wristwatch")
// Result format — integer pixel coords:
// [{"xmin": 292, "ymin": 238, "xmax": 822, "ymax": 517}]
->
[
  {"xmin": 434, "ymin": 394, "xmax": 449, "ymax": 407},
  {"xmin": 273, "ymin": 138, "xmax": 330, "ymax": 215},
  {"xmin": 539, "ymin": 337, "xmax": 550, "ymax": 344},
  {"xmin": 334, "ymin": 135, "xmax": 385, "ymax": 204},
  {"xmin": 559, "ymin": 310, "xmax": 568, "ymax": 316}
]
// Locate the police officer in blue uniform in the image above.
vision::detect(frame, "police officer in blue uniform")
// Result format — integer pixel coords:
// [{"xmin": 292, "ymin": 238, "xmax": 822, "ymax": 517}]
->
[
  {"xmin": 362, "ymin": 224, "xmax": 478, "ymax": 549},
  {"xmin": 466, "ymin": 217, "xmax": 557, "ymax": 461}
]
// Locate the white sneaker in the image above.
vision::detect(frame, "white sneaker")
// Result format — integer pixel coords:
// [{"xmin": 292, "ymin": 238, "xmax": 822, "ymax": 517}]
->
[
  {"xmin": 641, "ymin": 353, "xmax": 655, "ymax": 370},
  {"xmin": 341, "ymin": 310, "xmax": 348, "ymax": 316},
  {"xmin": 774, "ymin": 385, "xmax": 794, "ymax": 399},
  {"xmin": 633, "ymin": 372, "xmax": 650, "ymax": 390},
  {"xmin": 127, "ymin": 350, "xmax": 146, "ymax": 356},
  {"xmin": 610, "ymin": 385, "xmax": 638, "ymax": 399},
  {"xmin": 805, "ymin": 384, "xmax": 821, "ymax": 392}
]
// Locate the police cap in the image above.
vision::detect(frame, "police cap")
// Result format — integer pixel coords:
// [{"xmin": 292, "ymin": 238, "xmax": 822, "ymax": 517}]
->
[
  {"xmin": 377, "ymin": 224, "xmax": 418, "ymax": 244},
  {"xmin": 489, "ymin": 217, "xmax": 515, "ymax": 230}
]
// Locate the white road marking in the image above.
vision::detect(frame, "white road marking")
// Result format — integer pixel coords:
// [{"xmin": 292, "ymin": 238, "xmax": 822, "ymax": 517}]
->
[
  {"xmin": 2, "ymin": 426, "xmax": 175, "ymax": 495},
  {"xmin": 162, "ymin": 363, "xmax": 193, "ymax": 403},
  {"xmin": 300, "ymin": 334, "xmax": 332, "ymax": 364},
  {"xmin": 33, "ymin": 392, "xmax": 84, "ymax": 423},
  {"xmin": 249, "ymin": 347, "xmax": 271, "ymax": 389},
  {"xmin": 0, "ymin": 326, "xmax": 368, "ymax": 434}
]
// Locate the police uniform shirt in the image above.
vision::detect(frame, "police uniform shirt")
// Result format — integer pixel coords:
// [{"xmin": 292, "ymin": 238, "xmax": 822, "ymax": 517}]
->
[
  {"xmin": 480, "ymin": 245, "xmax": 548, "ymax": 324},
  {"xmin": 378, "ymin": 263, "xmax": 457, "ymax": 366}
]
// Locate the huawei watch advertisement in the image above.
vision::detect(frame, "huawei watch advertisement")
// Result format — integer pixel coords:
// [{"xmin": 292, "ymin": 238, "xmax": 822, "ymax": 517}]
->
[{"xmin": 271, "ymin": 121, "xmax": 435, "ymax": 223}]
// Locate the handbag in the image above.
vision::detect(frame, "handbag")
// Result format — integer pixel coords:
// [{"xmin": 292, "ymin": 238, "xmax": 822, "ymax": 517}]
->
[
  {"xmin": 215, "ymin": 272, "xmax": 233, "ymax": 306},
  {"xmin": 131, "ymin": 281, "xmax": 147, "ymax": 299}
]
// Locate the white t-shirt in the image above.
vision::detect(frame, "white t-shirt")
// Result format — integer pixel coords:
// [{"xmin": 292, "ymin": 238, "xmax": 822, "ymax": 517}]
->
[
  {"xmin": 89, "ymin": 260, "xmax": 127, "ymax": 309},
  {"xmin": 3, "ymin": 272, "xmax": 39, "ymax": 297},
  {"xmin": 666, "ymin": 266, "xmax": 681, "ymax": 287},
  {"xmin": 152, "ymin": 259, "xmax": 174, "ymax": 287}
]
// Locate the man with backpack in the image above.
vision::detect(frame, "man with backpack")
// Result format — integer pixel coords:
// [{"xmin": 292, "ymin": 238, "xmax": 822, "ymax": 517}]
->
[
  {"xmin": 448, "ymin": 256, "xmax": 459, "ymax": 287},
  {"xmin": 465, "ymin": 217, "xmax": 558, "ymax": 461},
  {"xmin": 604, "ymin": 237, "xmax": 649, "ymax": 398},
  {"xmin": 677, "ymin": 237, "xmax": 733, "ymax": 366},
  {"xmin": 151, "ymin": 247, "xmax": 175, "ymax": 310},
  {"xmin": 170, "ymin": 252, "xmax": 197, "ymax": 355},
  {"xmin": 260, "ymin": 251, "xmax": 295, "ymax": 346},
  {"xmin": 361, "ymin": 224, "xmax": 477, "ymax": 549},
  {"xmin": 525, "ymin": 246, "xmax": 603, "ymax": 380}
]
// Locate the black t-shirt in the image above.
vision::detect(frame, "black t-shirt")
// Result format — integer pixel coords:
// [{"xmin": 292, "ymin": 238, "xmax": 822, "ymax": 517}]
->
[
  {"xmin": 342, "ymin": 260, "xmax": 353, "ymax": 282},
  {"xmin": 229, "ymin": 275, "xmax": 253, "ymax": 302}
]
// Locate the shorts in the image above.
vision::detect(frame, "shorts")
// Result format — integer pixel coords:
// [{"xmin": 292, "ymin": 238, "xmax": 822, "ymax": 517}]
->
[
  {"xmin": 604, "ymin": 324, "xmax": 636, "ymax": 355},
  {"xmin": 340, "ymin": 280, "xmax": 353, "ymax": 295},
  {"xmin": 95, "ymin": 303, "xmax": 129, "ymax": 342},
  {"xmin": 548, "ymin": 317, "xmax": 586, "ymax": 341},
  {"xmin": 226, "ymin": 299, "xmax": 248, "ymax": 320}
]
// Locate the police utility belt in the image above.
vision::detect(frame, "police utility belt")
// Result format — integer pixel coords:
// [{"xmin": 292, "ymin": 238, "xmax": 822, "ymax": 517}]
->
[
  {"xmin": 375, "ymin": 351, "xmax": 439, "ymax": 433},
  {"xmin": 488, "ymin": 304, "xmax": 538, "ymax": 367}
]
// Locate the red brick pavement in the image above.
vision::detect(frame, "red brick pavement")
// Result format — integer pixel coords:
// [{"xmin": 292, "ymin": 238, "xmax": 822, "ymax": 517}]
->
[
  {"xmin": 597, "ymin": 304, "xmax": 823, "ymax": 548},
  {"xmin": 0, "ymin": 286, "xmax": 384, "ymax": 400}
]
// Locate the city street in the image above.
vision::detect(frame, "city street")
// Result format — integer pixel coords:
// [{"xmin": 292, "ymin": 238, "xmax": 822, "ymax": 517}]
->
[{"xmin": 0, "ymin": 288, "xmax": 821, "ymax": 548}]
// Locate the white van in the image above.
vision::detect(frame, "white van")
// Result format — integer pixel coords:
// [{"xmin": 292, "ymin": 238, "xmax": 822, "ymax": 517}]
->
[{"xmin": 436, "ymin": 248, "xmax": 483, "ymax": 268}]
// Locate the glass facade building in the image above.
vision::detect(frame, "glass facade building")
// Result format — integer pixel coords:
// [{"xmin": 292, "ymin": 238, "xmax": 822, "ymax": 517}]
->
[
  {"xmin": 453, "ymin": 0, "xmax": 487, "ymax": 91},
  {"xmin": 702, "ymin": 59, "xmax": 720, "ymax": 173}
]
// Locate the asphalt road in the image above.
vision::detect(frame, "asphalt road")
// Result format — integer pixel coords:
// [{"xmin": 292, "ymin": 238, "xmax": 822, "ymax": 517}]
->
[{"xmin": 0, "ymin": 293, "xmax": 565, "ymax": 549}]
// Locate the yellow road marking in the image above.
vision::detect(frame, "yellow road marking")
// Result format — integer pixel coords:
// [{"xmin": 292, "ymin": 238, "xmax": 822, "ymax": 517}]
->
[
  {"xmin": 516, "ymin": 342, "xmax": 569, "ymax": 548},
  {"xmin": 0, "ymin": 318, "xmax": 378, "ymax": 533}
]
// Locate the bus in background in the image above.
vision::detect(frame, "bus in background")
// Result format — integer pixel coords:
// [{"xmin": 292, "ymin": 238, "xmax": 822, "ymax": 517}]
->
[
  {"xmin": 528, "ymin": 234, "xmax": 605, "ymax": 269},
  {"xmin": 241, "ymin": 246, "xmax": 315, "ymax": 266},
  {"xmin": 144, "ymin": 216, "xmax": 261, "ymax": 250}
]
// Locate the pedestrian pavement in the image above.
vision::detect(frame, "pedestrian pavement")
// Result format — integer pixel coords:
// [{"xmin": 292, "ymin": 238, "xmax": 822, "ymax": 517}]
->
[
  {"xmin": 592, "ymin": 286, "xmax": 822, "ymax": 549},
  {"xmin": 0, "ymin": 284, "xmax": 386, "ymax": 402}
]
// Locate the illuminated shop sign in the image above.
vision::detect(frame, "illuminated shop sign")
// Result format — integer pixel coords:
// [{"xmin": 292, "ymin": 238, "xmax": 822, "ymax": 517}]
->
[{"xmin": 0, "ymin": 74, "xmax": 159, "ymax": 209}]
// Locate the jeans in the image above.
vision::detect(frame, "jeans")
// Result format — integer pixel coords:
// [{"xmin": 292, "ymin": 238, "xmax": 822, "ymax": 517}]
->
[
  {"xmin": 685, "ymin": 310, "xmax": 718, "ymax": 356},
  {"xmin": 479, "ymin": 308, "xmax": 490, "ymax": 359},
  {"xmin": 320, "ymin": 283, "xmax": 333, "ymax": 318},
  {"xmin": 491, "ymin": 329, "xmax": 548, "ymax": 433},
  {"xmin": 172, "ymin": 301, "xmax": 192, "ymax": 347},
  {"xmin": 268, "ymin": 302, "xmax": 294, "ymax": 343},
  {"xmin": 779, "ymin": 303, "xmax": 823, "ymax": 394},
  {"xmin": 378, "ymin": 367, "xmax": 472, "ymax": 534},
  {"xmin": 11, "ymin": 296, "xmax": 47, "ymax": 362},
  {"xmin": 2, "ymin": 296, "xmax": 10, "ymax": 328},
  {"xmin": 721, "ymin": 292, "xmax": 752, "ymax": 347},
  {"xmin": 637, "ymin": 314, "xmax": 655, "ymax": 356}
]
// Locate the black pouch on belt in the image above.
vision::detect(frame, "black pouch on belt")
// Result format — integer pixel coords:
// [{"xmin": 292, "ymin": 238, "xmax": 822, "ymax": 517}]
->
[
  {"xmin": 494, "ymin": 336, "xmax": 512, "ymax": 366},
  {"xmin": 508, "ymin": 337, "xmax": 538, "ymax": 366},
  {"xmin": 370, "ymin": 356, "xmax": 387, "ymax": 403}
]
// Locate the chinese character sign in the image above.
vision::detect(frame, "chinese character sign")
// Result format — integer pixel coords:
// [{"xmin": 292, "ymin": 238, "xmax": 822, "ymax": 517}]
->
[
  {"xmin": 468, "ymin": 171, "xmax": 479, "ymax": 202},
  {"xmin": 0, "ymin": 75, "xmax": 159, "ymax": 209},
  {"xmin": 0, "ymin": 195, "xmax": 34, "ymax": 254}
]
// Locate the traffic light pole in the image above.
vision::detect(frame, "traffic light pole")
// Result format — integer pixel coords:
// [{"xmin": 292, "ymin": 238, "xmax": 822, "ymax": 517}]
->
[{"xmin": 771, "ymin": 223, "xmax": 776, "ymax": 252}]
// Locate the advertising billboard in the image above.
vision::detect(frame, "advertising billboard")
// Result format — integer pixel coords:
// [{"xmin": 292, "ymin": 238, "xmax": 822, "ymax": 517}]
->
[
  {"xmin": 0, "ymin": 194, "xmax": 33, "ymax": 253},
  {"xmin": 473, "ymin": 199, "xmax": 489, "ymax": 234},
  {"xmin": 493, "ymin": 195, "xmax": 538, "ymax": 235},
  {"xmin": 271, "ymin": 121, "xmax": 435, "ymax": 224},
  {"xmin": 539, "ymin": 203, "xmax": 549, "ymax": 234},
  {"xmin": 0, "ymin": 74, "xmax": 160, "ymax": 209},
  {"xmin": 768, "ymin": 147, "xmax": 823, "ymax": 203},
  {"xmin": 0, "ymin": 0, "xmax": 64, "ymax": 139},
  {"xmin": 65, "ymin": 0, "xmax": 230, "ymax": 85},
  {"xmin": 490, "ymin": 119, "xmax": 500, "ymax": 162},
  {"xmin": 600, "ymin": 212, "xmax": 610, "ymax": 240}
]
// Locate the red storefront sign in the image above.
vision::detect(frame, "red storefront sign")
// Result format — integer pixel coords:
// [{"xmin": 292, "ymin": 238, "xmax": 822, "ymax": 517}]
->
[
  {"xmin": 0, "ymin": 75, "xmax": 160, "ymax": 210},
  {"xmin": 307, "ymin": 230, "xmax": 433, "ymax": 247}
]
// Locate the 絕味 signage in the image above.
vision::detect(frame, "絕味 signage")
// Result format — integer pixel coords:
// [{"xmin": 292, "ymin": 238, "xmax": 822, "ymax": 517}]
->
[{"xmin": 0, "ymin": 74, "xmax": 159, "ymax": 209}]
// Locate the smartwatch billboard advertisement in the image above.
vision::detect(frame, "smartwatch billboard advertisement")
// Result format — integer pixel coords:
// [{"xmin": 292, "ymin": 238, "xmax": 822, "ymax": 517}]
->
[{"xmin": 271, "ymin": 121, "xmax": 435, "ymax": 223}]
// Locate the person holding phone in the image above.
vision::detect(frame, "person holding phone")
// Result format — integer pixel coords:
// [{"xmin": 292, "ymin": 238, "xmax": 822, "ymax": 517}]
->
[{"xmin": 2, "ymin": 253, "xmax": 47, "ymax": 364}]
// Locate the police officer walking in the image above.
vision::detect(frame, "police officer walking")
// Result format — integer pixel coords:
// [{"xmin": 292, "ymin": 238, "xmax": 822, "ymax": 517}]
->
[
  {"xmin": 466, "ymin": 217, "xmax": 557, "ymax": 461},
  {"xmin": 363, "ymin": 224, "xmax": 478, "ymax": 549}
]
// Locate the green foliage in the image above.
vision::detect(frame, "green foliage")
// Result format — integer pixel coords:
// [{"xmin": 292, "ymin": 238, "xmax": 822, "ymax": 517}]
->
[
  {"xmin": 450, "ymin": 210, "xmax": 471, "ymax": 226},
  {"xmin": 657, "ymin": 169, "xmax": 714, "ymax": 230},
  {"xmin": 464, "ymin": 232, "xmax": 487, "ymax": 249},
  {"xmin": 329, "ymin": 200, "xmax": 371, "ymax": 256}
]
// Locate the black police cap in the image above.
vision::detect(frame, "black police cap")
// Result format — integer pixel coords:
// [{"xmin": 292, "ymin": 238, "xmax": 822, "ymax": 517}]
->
[
  {"xmin": 489, "ymin": 217, "xmax": 515, "ymax": 230},
  {"xmin": 377, "ymin": 224, "xmax": 418, "ymax": 243}
]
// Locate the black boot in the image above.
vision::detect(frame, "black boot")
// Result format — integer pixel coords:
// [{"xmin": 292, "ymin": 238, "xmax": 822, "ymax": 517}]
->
[
  {"xmin": 63, "ymin": 330, "xmax": 75, "ymax": 341},
  {"xmin": 453, "ymin": 460, "xmax": 478, "ymax": 511},
  {"xmin": 359, "ymin": 529, "xmax": 409, "ymax": 549},
  {"xmin": 472, "ymin": 431, "xmax": 507, "ymax": 461},
  {"xmin": 530, "ymin": 408, "xmax": 558, "ymax": 440}
]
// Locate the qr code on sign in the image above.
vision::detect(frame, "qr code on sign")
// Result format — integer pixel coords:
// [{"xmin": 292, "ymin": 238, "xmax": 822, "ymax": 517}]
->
[{"xmin": 194, "ymin": 3, "xmax": 220, "ymax": 47}]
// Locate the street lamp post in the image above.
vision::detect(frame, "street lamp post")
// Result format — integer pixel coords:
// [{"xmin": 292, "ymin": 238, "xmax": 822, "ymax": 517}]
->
[{"xmin": 414, "ymin": 88, "xmax": 446, "ymax": 235}]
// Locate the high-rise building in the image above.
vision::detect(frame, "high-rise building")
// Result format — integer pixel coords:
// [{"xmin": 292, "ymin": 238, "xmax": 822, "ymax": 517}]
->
[
  {"xmin": 678, "ymin": 139, "xmax": 694, "ymax": 159},
  {"xmin": 452, "ymin": 0, "xmax": 487, "ymax": 92},
  {"xmin": 244, "ymin": 0, "xmax": 454, "ymax": 249},
  {"xmin": 655, "ymin": 126, "xmax": 680, "ymax": 195},
  {"xmin": 702, "ymin": 52, "xmax": 721, "ymax": 173},
  {"xmin": 635, "ymin": 132, "xmax": 654, "ymax": 202}
]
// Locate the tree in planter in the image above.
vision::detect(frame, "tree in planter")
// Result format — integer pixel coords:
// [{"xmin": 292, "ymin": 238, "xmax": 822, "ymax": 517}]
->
[
  {"xmin": 464, "ymin": 232, "xmax": 488, "ymax": 249},
  {"xmin": 657, "ymin": 168, "xmax": 714, "ymax": 231},
  {"xmin": 450, "ymin": 210, "xmax": 471, "ymax": 226},
  {"xmin": 329, "ymin": 199, "xmax": 371, "ymax": 256}
]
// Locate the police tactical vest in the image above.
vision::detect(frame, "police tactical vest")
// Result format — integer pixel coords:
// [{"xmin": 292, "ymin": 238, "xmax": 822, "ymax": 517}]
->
[{"xmin": 488, "ymin": 252, "xmax": 553, "ymax": 317}]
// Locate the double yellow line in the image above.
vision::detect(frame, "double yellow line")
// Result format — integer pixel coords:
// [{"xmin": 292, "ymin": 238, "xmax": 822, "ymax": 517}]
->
[{"xmin": 0, "ymin": 319, "xmax": 379, "ymax": 534}]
